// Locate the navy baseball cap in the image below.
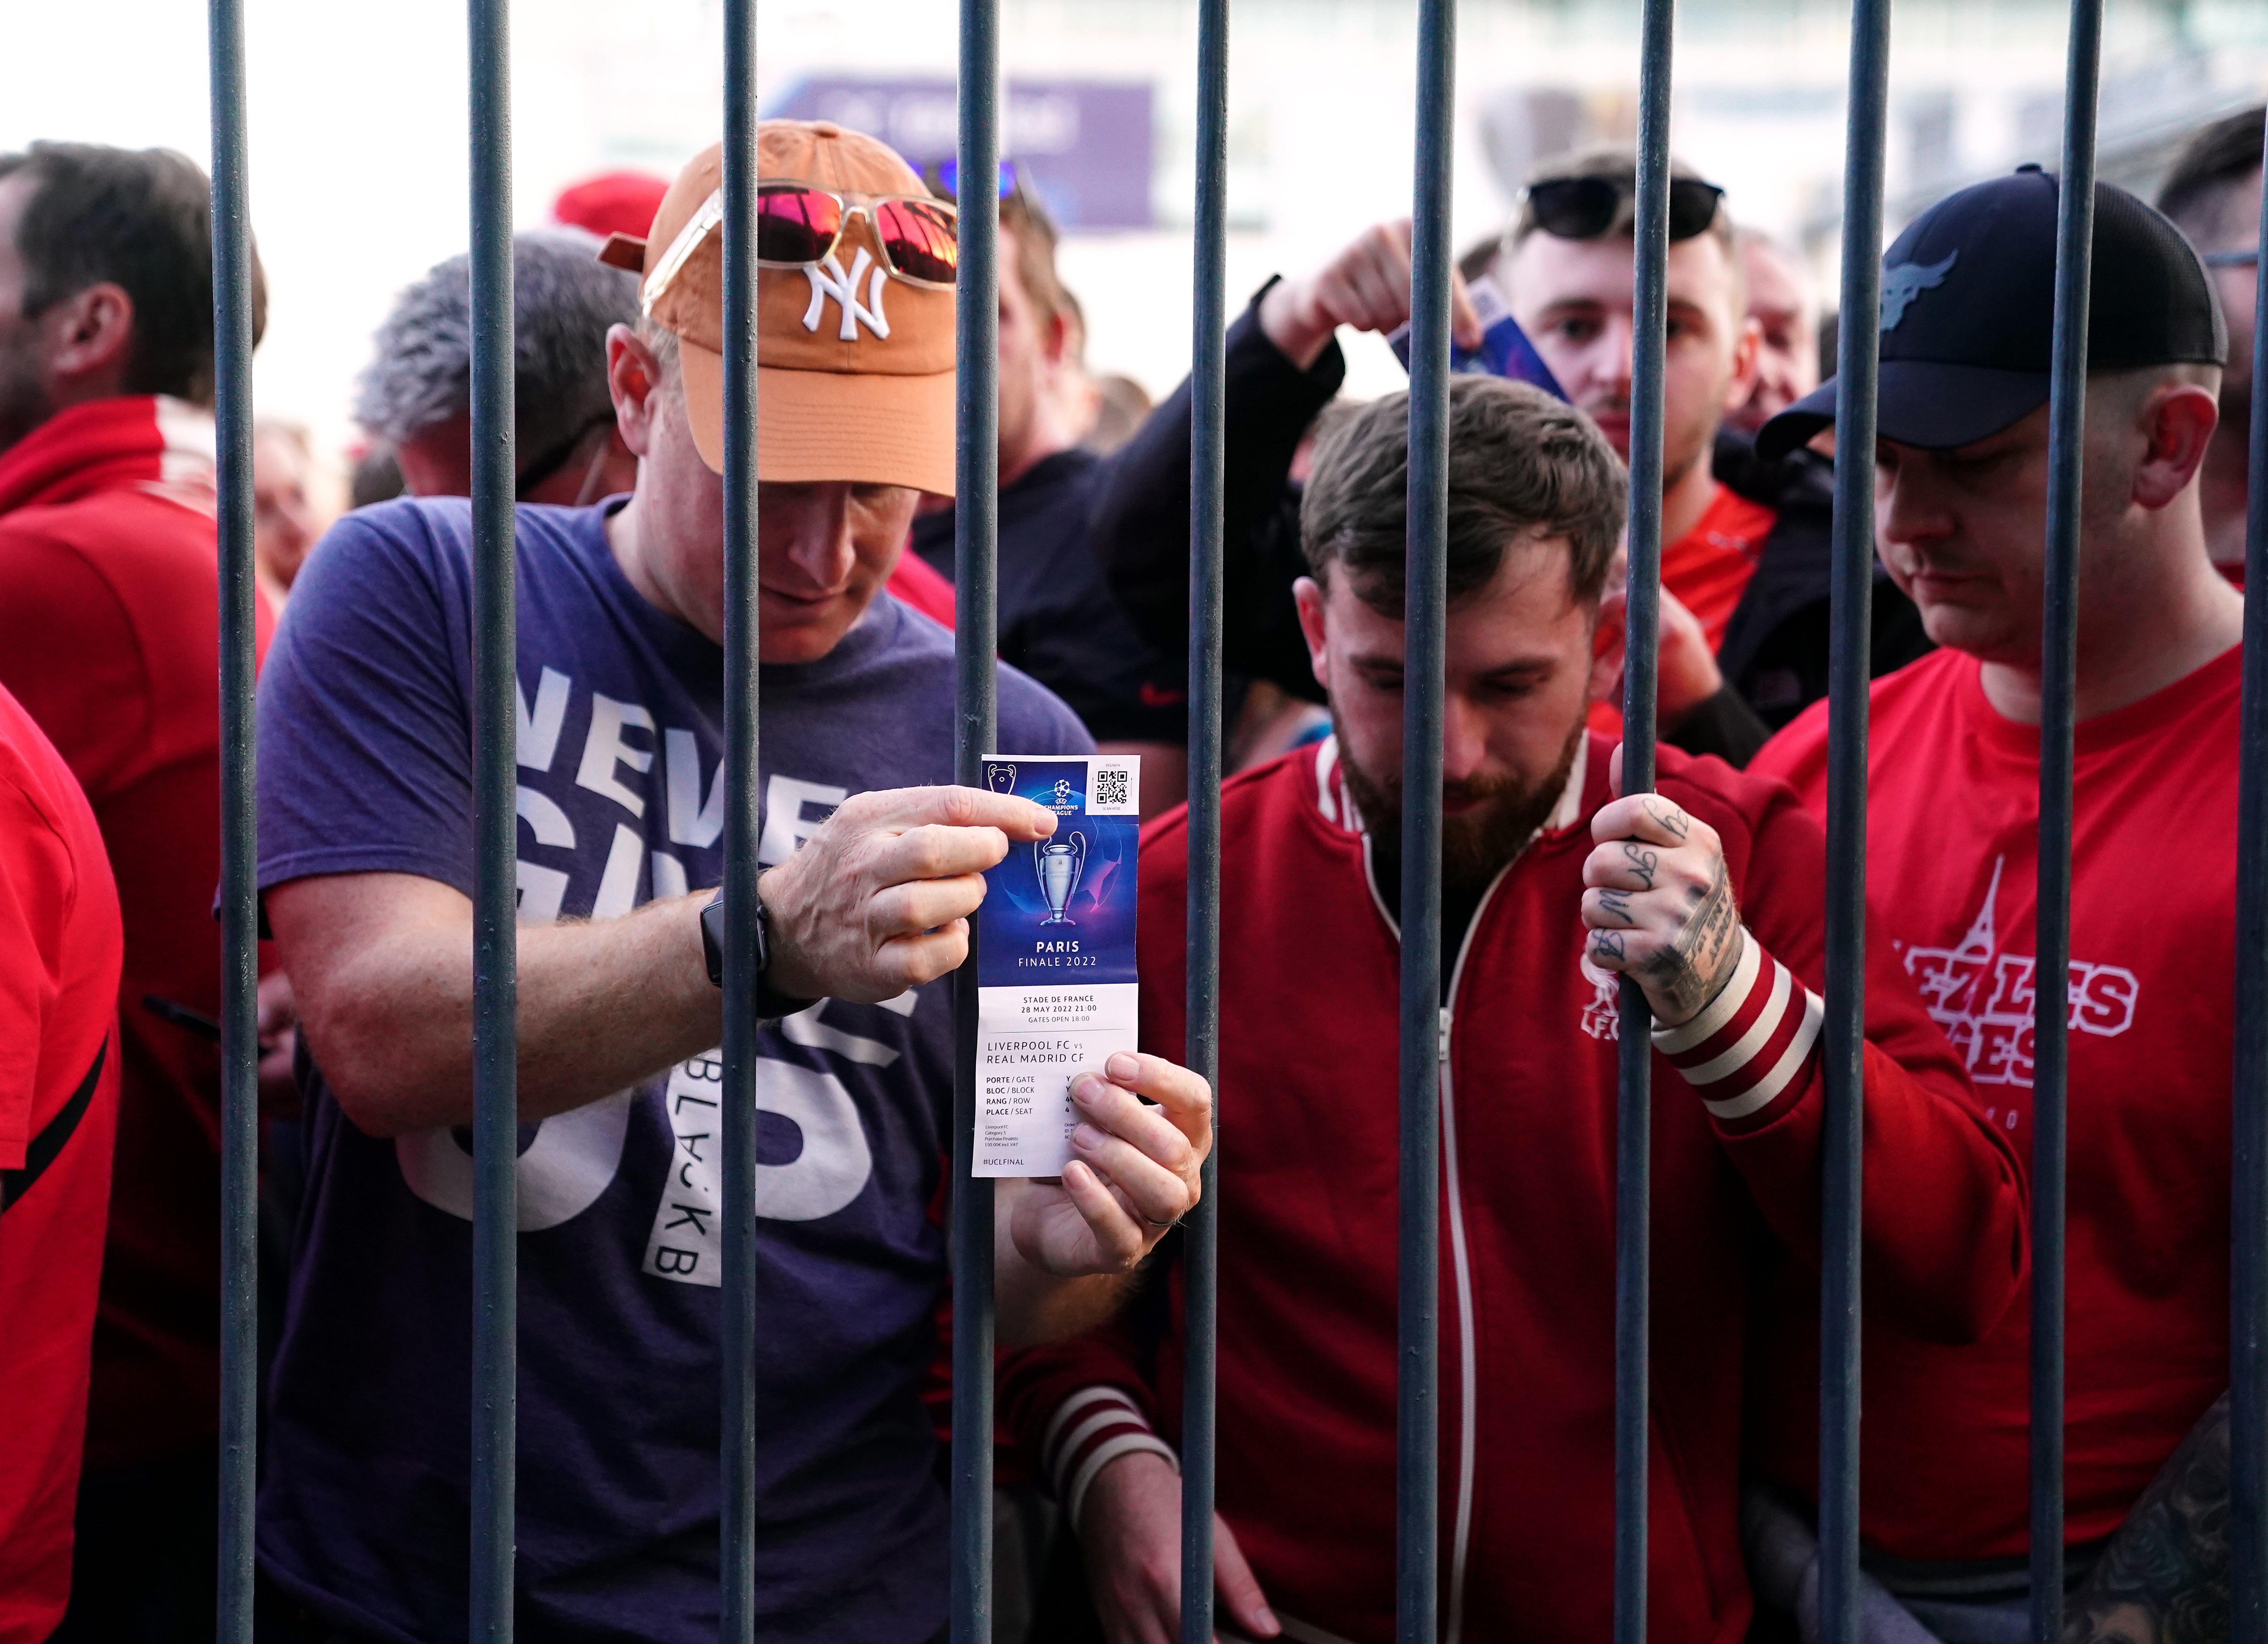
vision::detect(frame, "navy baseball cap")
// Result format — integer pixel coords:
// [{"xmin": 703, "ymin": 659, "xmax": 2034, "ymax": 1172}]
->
[{"xmin": 1757, "ymin": 165, "xmax": 2226, "ymax": 460}]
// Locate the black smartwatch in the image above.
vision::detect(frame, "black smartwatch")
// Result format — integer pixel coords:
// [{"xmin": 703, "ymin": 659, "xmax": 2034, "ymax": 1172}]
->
[{"xmin": 702, "ymin": 881, "xmax": 814, "ymax": 1021}]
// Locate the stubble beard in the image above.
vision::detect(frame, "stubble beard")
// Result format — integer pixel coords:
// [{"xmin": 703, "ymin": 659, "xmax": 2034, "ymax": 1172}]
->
[
  {"xmin": 0, "ymin": 334, "xmax": 52, "ymax": 459},
  {"xmin": 1661, "ymin": 375, "xmax": 1731, "ymax": 497},
  {"xmin": 1336, "ymin": 712, "xmax": 1587, "ymax": 894}
]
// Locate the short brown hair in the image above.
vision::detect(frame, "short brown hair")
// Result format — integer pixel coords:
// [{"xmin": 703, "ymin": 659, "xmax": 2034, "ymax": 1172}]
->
[
  {"xmin": 0, "ymin": 141, "xmax": 267, "ymax": 405},
  {"xmin": 1499, "ymin": 145, "xmax": 1746, "ymax": 327},
  {"xmin": 1299, "ymin": 375, "xmax": 1625, "ymax": 617},
  {"xmin": 2158, "ymin": 106, "xmax": 2265, "ymax": 245},
  {"xmin": 1508, "ymin": 144, "xmax": 1731, "ymax": 254},
  {"xmin": 1001, "ymin": 190, "xmax": 1065, "ymax": 331}
]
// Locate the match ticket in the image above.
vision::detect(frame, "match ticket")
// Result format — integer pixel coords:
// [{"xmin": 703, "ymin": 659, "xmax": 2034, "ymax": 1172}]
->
[
  {"xmin": 1387, "ymin": 270, "xmax": 1570, "ymax": 402},
  {"xmin": 972, "ymin": 754, "xmax": 1141, "ymax": 1178}
]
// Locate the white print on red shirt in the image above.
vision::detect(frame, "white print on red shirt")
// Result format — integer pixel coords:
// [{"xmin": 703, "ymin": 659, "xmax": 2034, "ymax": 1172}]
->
[
  {"xmin": 1578, "ymin": 949, "xmax": 1621, "ymax": 1041},
  {"xmin": 1900, "ymin": 856, "xmax": 2139, "ymax": 1088}
]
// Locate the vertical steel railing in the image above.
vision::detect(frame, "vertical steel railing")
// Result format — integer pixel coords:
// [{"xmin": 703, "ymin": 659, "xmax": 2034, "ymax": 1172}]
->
[
  {"xmin": 187, "ymin": 9, "xmax": 2219, "ymax": 1644},
  {"xmin": 467, "ymin": 0, "xmax": 520, "ymax": 1635},
  {"xmin": 1179, "ymin": 0, "xmax": 1230, "ymax": 1638},
  {"xmin": 949, "ymin": 1, "xmax": 1001, "ymax": 1637},
  {"xmin": 717, "ymin": 0, "xmax": 762, "ymax": 1637},
  {"xmin": 205, "ymin": 0, "xmax": 259, "ymax": 1635},
  {"xmin": 1397, "ymin": 2, "xmax": 1455, "ymax": 1640},
  {"xmin": 1612, "ymin": 4, "xmax": 1676, "ymax": 1642},
  {"xmin": 1814, "ymin": 3, "xmax": 1892, "ymax": 1640},
  {"xmin": 2229, "ymin": 120, "xmax": 2268, "ymax": 1644},
  {"xmin": 2030, "ymin": 3, "xmax": 2103, "ymax": 1640}
]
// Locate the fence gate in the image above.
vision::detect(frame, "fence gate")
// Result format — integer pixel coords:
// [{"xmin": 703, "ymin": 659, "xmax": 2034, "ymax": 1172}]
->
[{"xmin": 190, "ymin": 0, "xmax": 2268, "ymax": 1641}]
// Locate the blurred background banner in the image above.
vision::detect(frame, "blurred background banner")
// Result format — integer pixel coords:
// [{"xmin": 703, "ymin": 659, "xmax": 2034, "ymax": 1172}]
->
[
  {"xmin": 765, "ymin": 75, "xmax": 1156, "ymax": 230},
  {"xmin": 8, "ymin": 0, "xmax": 2260, "ymax": 469}
]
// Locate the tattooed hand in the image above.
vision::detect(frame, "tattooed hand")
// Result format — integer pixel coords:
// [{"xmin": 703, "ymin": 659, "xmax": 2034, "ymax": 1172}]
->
[
  {"xmin": 2061, "ymin": 1390, "xmax": 2230, "ymax": 1644},
  {"xmin": 1580, "ymin": 789, "xmax": 1744, "ymax": 1027}
]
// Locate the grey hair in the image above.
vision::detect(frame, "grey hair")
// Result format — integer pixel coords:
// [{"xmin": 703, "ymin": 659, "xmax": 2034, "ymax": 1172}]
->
[
  {"xmin": 353, "ymin": 228, "xmax": 639, "ymax": 457},
  {"xmin": 636, "ymin": 313, "xmax": 681, "ymax": 386}
]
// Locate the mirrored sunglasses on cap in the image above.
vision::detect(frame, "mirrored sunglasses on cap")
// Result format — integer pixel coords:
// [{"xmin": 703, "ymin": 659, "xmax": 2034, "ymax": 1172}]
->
[
  {"xmin": 642, "ymin": 182, "xmax": 961, "ymax": 310},
  {"xmin": 1523, "ymin": 175, "xmax": 1726, "ymax": 242}
]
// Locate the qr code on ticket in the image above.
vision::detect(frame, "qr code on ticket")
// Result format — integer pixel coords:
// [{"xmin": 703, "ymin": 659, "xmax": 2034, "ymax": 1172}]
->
[{"xmin": 1084, "ymin": 757, "xmax": 1138, "ymax": 815}]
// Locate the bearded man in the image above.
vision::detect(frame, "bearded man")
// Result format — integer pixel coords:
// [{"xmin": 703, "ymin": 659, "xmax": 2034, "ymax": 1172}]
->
[{"xmin": 1000, "ymin": 375, "xmax": 2028, "ymax": 1644}]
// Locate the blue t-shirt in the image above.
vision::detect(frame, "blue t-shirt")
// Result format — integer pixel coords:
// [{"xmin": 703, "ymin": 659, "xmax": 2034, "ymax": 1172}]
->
[{"xmin": 253, "ymin": 496, "xmax": 1089, "ymax": 1644}]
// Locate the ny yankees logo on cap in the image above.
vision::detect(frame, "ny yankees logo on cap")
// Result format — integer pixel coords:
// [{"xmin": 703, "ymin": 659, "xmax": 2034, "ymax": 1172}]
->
[
  {"xmin": 602, "ymin": 122, "xmax": 960, "ymax": 493},
  {"xmin": 1880, "ymin": 252, "xmax": 1956, "ymax": 332},
  {"xmin": 802, "ymin": 249, "xmax": 890, "ymax": 341}
]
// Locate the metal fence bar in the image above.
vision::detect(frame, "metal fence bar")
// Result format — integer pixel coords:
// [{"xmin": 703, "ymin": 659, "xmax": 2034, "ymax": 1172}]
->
[
  {"xmin": 1396, "ymin": 1, "xmax": 1455, "ymax": 1638},
  {"xmin": 205, "ymin": 0, "xmax": 259, "ymax": 1634},
  {"xmin": 1814, "ymin": 2, "xmax": 1892, "ymax": 1639},
  {"xmin": 1178, "ymin": 0, "xmax": 1230, "ymax": 1637},
  {"xmin": 2029, "ymin": 2, "xmax": 2103, "ymax": 1639},
  {"xmin": 466, "ymin": 0, "xmax": 520, "ymax": 1635},
  {"xmin": 1613, "ymin": 2, "xmax": 1676, "ymax": 1639},
  {"xmin": 2228, "ymin": 124, "xmax": 2268, "ymax": 1644},
  {"xmin": 949, "ymin": 0, "xmax": 1000, "ymax": 1636},
  {"xmin": 717, "ymin": 0, "xmax": 762, "ymax": 1637}
]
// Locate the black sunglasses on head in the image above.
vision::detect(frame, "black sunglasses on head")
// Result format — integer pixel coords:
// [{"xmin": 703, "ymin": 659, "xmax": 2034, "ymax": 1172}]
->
[{"xmin": 1524, "ymin": 175, "xmax": 1726, "ymax": 242}]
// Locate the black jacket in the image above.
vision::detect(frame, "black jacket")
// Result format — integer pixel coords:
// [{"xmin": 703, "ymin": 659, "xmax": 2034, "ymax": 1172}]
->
[
  {"xmin": 914, "ymin": 447, "xmax": 1188, "ymax": 745},
  {"xmin": 1092, "ymin": 297, "xmax": 1932, "ymax": 766}
]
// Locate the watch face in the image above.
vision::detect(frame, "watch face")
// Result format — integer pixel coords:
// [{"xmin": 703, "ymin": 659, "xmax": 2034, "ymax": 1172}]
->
[
  {"xmin": 701, "ymin": 888, "xmax": 767, "ymax": 989},
  {"xmin": 702, "ymin": 892, "xmax": 727, "ymax": 988}
]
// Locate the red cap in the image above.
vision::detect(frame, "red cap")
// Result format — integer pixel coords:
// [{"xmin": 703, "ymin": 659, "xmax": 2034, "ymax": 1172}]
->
[{"xmin": 552, "ymin": 171, "xmax": 672, "ymax": 243}]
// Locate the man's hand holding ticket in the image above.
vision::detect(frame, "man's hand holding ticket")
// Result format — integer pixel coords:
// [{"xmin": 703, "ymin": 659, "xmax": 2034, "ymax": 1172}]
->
[{"xmin": 973, "ymin": 754, "xmax": 1143, "ymax": 1178}]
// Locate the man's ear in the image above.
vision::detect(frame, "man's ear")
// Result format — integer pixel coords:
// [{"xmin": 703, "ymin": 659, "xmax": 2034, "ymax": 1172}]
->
[
  {"xmin": 605, "ymin": 324, "xmax": 661, "ymax": 459},
  {"xmin": 1722, "ymin": 313, "xmax": 1763, "ymax": 412},
  {"xmin": 1293, "ymin": 575, "xmax": 1333, "ymax": 696},
  {"xmin": 2131, "ymin": 381, "xmax": 2219, "ymax": 512},
  {"xmin": 1587, "ymin": 589, "xmax": 1626, "ymax": 707},
  {"xmin": 1042, "ymin": 306, "xmax": 1070, "ymax": 371},
  {"xmin": 44, "ymin": 282, "xmax": 135, "ymax": 393}
]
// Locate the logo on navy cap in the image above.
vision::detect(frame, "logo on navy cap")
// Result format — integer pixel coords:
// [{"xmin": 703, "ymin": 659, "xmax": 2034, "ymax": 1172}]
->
[{"xmin": 1880, "ymin": 252, "xmax": 1957, "ymax": 332}]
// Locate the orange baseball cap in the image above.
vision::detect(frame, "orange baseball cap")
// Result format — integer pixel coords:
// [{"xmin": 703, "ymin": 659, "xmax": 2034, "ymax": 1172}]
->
[{"xmin": 598, "ymin": 122, "xmax": 956, "ymax": 496}]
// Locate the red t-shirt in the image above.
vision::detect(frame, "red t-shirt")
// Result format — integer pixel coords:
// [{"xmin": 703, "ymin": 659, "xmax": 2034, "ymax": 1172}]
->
[
  {"xmin": 1667, "ymin": 483, "xmax": 1778, "ymax": 651},
  {"xmin": 1591, "ymin": 482, "xmax": 1778, "ymax": 738},
  {"xmin": 0, "ymin": 397, "xmax": 275, "ymax": 1473},
  {"xmin": 0, "ymin": 683, "xmax": 123, "ymax": 1644},
  {"xmin": 886, "ymin": 543, "xmax": 957, "ymax": 628},
  {"xmin": 1749, "ymin": 642, "xmax": 2241, "ymax": 1558}
]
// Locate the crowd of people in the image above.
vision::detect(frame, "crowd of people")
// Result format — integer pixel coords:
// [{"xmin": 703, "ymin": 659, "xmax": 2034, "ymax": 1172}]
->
[{"xmin": 0, "ymin": 87, "xmax": 2259, "ymax": 1644}]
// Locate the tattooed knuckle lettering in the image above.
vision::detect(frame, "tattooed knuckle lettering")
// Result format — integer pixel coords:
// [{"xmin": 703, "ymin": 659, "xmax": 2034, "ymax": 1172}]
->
[{"xmin": 1622, "ymin": 843, "xmax": 1659, "ymax": 888}]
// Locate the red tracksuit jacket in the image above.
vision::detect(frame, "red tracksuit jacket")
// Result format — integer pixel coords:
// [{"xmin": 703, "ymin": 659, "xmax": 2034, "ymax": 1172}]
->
[
  {"xmin": 0, "ymin": 397, "xmax": 276, "ymax": 1474},
  {"xmin": 1002, "ymin": 733, "xmax": 2027, "ymax": 1644}
]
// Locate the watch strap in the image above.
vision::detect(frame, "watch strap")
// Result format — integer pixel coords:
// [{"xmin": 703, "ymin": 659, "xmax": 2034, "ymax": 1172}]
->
[{"xmin": 702, "ymin": 885, "xmax": 816, "ymax": 1022}]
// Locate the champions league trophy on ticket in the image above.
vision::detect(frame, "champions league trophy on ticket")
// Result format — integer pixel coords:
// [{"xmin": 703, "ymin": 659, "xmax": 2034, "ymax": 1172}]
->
[
  {"xmin": 972, "ymin": 753, "xmax": 1138, "ymax": 1179},
  {"xmin": 1035, "ymin": 831, "xmax": 1087, "ymax": 926}
]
